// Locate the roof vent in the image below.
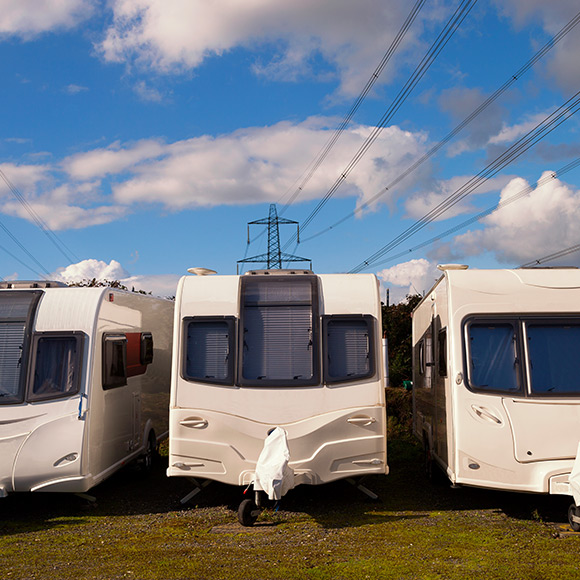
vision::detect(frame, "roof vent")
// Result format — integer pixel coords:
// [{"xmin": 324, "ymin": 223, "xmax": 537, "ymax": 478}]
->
[{"xmin": 437, "ymin": 264, "xmax": 469, "ymax": 271}]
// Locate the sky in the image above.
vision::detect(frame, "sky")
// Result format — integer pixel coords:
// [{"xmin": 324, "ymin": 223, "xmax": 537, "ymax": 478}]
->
[{"xmin": 1, "ymin": 0, "xmax": 580, "ymax": 301}]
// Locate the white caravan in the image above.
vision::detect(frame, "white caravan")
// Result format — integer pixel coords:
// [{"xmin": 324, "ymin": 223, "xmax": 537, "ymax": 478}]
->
[
  {"xmin": 413, "ymin": 266, "xmax": 580, "ymax": 510},
  {"xmin": 168, "ymin": 270, "xmax": 387, "ymax": 524},
  {"xmin": 0, "ymin": 281, "xmax": 173, "ymax": 499}
]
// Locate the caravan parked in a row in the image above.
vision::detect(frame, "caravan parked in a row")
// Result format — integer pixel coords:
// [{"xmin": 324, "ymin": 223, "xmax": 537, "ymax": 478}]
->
[
  {"xmin": 168, "ymin": 269, "xmax": 387, "ymax": 524},
  {"xmin": 0, "ymin": 281, "xmax": 173, "ymax": 498},
  {"xmin": 413, "ymin": 266, "xmax": 580, "ymax": 513}
]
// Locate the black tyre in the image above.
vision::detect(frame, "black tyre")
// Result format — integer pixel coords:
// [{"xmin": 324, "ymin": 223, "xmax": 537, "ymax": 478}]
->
[
  {"xmin": 238, "ymin": 498, "xmax": 260, "ymax": 527},
  {"xmin": 568, "ymin": 504, "xmax": 580, "ymax": 532},
  {"xmin": 139, "ymin": 432, "xmax": 157, "ymax": 473}
]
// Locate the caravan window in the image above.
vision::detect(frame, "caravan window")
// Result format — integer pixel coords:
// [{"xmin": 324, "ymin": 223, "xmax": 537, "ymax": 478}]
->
[
  {"xmin": 0, "ymin": 291, "xmax": 41, "ymax": 405},
  {"xmin": 526, "ymin": 323, "xmax": 580, "ymax": 395},
  {"xmin": 29, "ymin": 333, "xmax": 84, "ymax": 401},
  {"xmin": 102, "ymin": 334, "xmax": 127, "ymax": 390},
  {"xmin": 184, "ymin": 317, "xmax": 235, "ymax": 385},
  {"xmin": 239, "ymin": 275, "xmax": 319, "ymax": 387},
  {"xmin": 465, "ymin": 322, "xmax": 520, "ymax": 393},
  {"xmin": 438, "ymin": 328, "xmax": 447, "ymax": 377},
  {"xmin": 323, "ymin": 315, "xmax": 375, "ymax": 383}
]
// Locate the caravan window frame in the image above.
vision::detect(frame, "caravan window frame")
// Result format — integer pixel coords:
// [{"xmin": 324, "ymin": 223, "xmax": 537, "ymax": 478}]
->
[
  {"xmin": 463, "ymin": 317, "xmax": 523, "ymax": 395},
  {"xmin": 523, "ymin": 318, "xmax": 580, "ymax": 397},
  {"xmin": 238, "ymin": 274, "xmax": 320, "ymax": 388},
  {"xmin": 0, "ymin": 291, "xmax": 42, "ymax": 405},
  {"xmin": 28, "ymin": 332, "xmax": 85, "ymax": 402},
  {"xmin": 182, "ymin": 316, "xmax": 236, "ymax": 386},
  {"xmin": 102, "ymin": 333, "xmax": 128, "ymax": 390},
  {"xmin": 323, "ymin": 314, "xmax": 377, "ymax": 384},
  {"xmin": 464, "ymin": 315, "xmax": 580, "ymax": 397}
]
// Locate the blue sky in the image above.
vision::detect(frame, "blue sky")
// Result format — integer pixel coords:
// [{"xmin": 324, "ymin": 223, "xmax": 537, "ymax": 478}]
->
[{"xmin": 1, "ymin": 0, "xmax": 580, "ymax": 301}]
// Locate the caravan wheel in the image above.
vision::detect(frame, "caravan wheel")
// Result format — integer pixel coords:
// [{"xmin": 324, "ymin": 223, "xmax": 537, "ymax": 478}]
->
[
  {"xmin": 140, "ymin": 432, "xmax": 157, "ymax": 473},
  {"xmin": 238, "ymin": 499, "xmax": 260, "ymax": 527},
  {"xmin": 568, "ymin": 504, "xmax": 580, "ymax": 532}
]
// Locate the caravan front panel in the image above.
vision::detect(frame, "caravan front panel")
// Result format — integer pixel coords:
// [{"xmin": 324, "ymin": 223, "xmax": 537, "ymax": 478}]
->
[{"xmin": 168, "ymin": 271, "xmax": 387, "ymax": 489}]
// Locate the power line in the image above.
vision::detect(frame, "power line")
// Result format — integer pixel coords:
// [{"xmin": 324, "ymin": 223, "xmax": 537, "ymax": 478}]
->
[
  {"xmin": 520, "ymin": 242, "xmax": 580, "ymax": 268},
  {"xmin": 350, "ymin": 89, "xmax": 580, "ymax": 273},
  {"xmin": 367, "ymin": 157, "xmax": 580, "ymax": 269},
  {"xmin": 300, "ymin": 9, "xmax": 580, "ymax": 244},
  {"xmin": 0, "ymin": 168, "xmax": 80, "ymax": 264},
  {"xmin": 277, "ymin": 0, "xmax": 428, "ymax": 213},
  {"xmin": 282, "ymin": 0, "xmax": 478, "ymax": 249}
]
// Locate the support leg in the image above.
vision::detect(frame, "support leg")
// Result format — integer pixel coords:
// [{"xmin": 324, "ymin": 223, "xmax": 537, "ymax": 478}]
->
[{"xmin": 180, "ymin": 478, "xmax": 212, "ymax": 504}]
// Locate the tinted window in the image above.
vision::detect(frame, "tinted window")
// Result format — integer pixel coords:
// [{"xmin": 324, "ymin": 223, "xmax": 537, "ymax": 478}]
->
[
  {"xmin": 0, "ymin": 322, "xmax": 27, "ymax": 403},
  {"xmin": 30, "ymin": 335, "xmax": 82, "ymax": 401},
  {"xmin": 103, "ymin": 334, "xmax": 127, "ymax": 390},
  {"xmin": 184, "ymin": 318, "xmax": 234, "ymax": 385},
  {"xmin": 240, "ymin": 276, "xmax": 319, "ymax": 386},
  {"xmin": 324, "ymin": 316, "xmax": 375, "ymax": 383},
  {"xmin": 438, "ymin": 329, "xmax": 447, "ymax": 377},
  {"xmin": 466, "ymin": 323, "xmax": 520, "ymax": 392},
  {"xmin": 0, "ymin": 291, "xmax": 41, "ymax": 405},
  {"xmin": 527, "ymin": 323, "xmax": 580, "ymax": 395}
]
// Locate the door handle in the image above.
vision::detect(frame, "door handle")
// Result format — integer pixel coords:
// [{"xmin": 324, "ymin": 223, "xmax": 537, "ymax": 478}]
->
[
  {"xmin": 180, "ymin": 418, "xmax": 209, "ymax": 428},
  {"xmin": 347, "ymin": 416, "xmax": 376, "ymax": 426},
  {"xmin": 471, "ymin": 405, "xmax": 502, "ymax": 425}
]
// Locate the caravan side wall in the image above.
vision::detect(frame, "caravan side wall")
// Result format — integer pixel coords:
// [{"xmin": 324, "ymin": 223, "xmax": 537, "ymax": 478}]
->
[
  {"xmin": 168, "ymin": 272, "xmax": 387, "ymax": 488},
  {"xmin": 413, "ymin": 268, "xmax": 580, "ymax": 495},
  {"xmin": 0, "ymin": 286, "xmax": 172, "ymax": 497}
]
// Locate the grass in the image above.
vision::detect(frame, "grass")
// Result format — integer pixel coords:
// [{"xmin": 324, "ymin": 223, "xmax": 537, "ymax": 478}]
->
[{"xmin": 0, "ymin": 439, "xmax": 579, "ymax": 579}]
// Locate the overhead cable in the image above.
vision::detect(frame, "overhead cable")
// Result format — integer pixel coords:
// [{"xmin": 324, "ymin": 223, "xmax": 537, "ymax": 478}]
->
[
  {"xmin": 520, "ymin": 240, "xmax": 580, "ymax": 268},
  {"xmin": 349, "ymin": 89, "xmax": 580, "ymax": 273},
  {"xmin": 300, "ymin": 9, "xmax": 580, "ymax": 244},
  {"xmin": 0, "ymin": 168, "xmax": 79, "ymax": 264},
  {"xmin": 283, "ymin": 0, "xmax": 478, "ymax": 250},
  {"xmin": 367, "ymin": 157, "xmax": 580, "ymax": 269},
  {"xmin": 278, "ymin": 0, "xmax": 428, "ymax": 213}
]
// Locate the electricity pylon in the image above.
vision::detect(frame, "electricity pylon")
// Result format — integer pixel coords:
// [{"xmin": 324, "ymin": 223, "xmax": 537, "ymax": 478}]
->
[{"xmin": 237, "ymin": 204, "xmax": 312, "ymax": 272}]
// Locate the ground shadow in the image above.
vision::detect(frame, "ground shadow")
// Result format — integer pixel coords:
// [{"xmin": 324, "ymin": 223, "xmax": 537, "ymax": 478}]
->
[{"xmin": 0, "ymin": 439, "xmax": 573, "ymax": 534}]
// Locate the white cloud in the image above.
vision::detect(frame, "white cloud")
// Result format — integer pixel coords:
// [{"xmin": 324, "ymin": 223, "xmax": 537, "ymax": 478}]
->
[
  {"xmin": 108, "ymin": 119, "xmax": 428, "ymax": 210},
  {"xmin": 404, "ymin": 175, "xmax": 513, "ymax": 221},
  {"xmin": 52, "ymin": 258, "xmax": 180, "ymax": 296},
  {"xmin": 488, "ymin": 112, "xmax": 548, "ymax": 145},
  {"xmin": 3, "ymin": 118, "xmax": 428, "ymax": 230},
  {"xmin": 133, "ymin": 81, "xmax": 165, "ymax": 103},
  {"xmin": 0, "ymin": 0, "xmax": 95, "ymax": 37},
  {"xmin": 453, "ymin": 172, "xmax": 580, "ymax": 265},
  {"xmin": 97, "ymin": 0, "xmax": 433, "ymax": 95},
  {"xmin": 63, "ymin": 139, "xmax": 166, "ymax": 180},
  {"xmin": 377, "ymin": 258, "xmax": 439, "ymax": 303},
  {"xmin": 54, "ymin": 259, "xmax": 130, "ymax": 283},
  {"xmin": 64, "ymin": 84, "xmax": 89, "ymax": 95}
]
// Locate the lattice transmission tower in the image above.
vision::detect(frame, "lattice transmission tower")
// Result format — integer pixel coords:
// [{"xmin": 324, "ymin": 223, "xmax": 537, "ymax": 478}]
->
[{"xmin": 237, "ymin": 204, "xmax": 311, "ymax": 273}]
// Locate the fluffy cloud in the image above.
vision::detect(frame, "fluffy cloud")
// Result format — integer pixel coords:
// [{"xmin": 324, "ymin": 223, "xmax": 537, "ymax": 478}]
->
[
  {"xmin": 377, "ymin": 258, "xmax": 439, "ymax": 303},
  {"xmin": 454, "ymin": 172, "xmax": 580, "ymax": 265},
  {"xmin": 52, "ymin": 258, "xmax": 180, "ymax": 296},
  {"xmin": 54, "ymin": 259, "xmax": 130, "ymax": 283},
  {"xmin": 1, "ymin": 118, "xmax": 429, "ymax": 231},
  {"xmin": 97, "ymin": 0, "xmax": 430, "ymax": 95},
  {"xmin": 66, "ymin": 118, "xmax": 428, "ymax": 211},
  {"xmin": 0, "ymin": 0, "xmax": 95, "ymax": 37}
]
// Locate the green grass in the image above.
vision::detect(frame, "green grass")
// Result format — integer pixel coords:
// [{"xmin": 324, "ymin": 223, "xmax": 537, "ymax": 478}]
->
[{"xmin": 0, "ymin": 440, "xmax": 578, "ymax": 579}]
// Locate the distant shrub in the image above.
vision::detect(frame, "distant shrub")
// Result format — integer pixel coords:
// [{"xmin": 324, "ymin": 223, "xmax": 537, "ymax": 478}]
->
[{"xmin": 386, "ymin": 386, "xmax": 413, "ymax": 440}]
